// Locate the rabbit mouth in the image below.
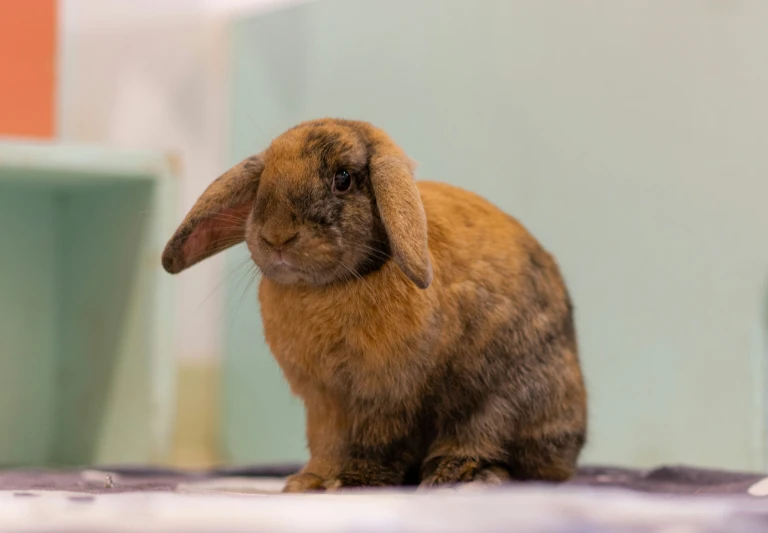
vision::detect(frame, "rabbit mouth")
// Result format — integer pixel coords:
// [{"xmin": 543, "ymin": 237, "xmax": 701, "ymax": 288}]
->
[
  {"xmin": 273, "ymin": 252, "xmax": 292, "ymax": 267},
  {"xmin": 259, "ymin": 254, "xmax": 361, "ymax": 287},
  {"xmin": 258, "ymin": 251, "xmax": 328, "ymax": 285},
  {"xmin": 261, "ymin": 261, "xmax": 309, "ymax": 284},
  {"xmin": 263, "ymin": 254, "xmax": 303, "ymax": 273}
]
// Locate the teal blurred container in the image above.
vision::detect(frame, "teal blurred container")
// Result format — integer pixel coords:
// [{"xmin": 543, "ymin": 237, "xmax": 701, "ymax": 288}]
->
[{"xmin": 0, "ymin": 142, "xmax": 176, "ymax": 467}]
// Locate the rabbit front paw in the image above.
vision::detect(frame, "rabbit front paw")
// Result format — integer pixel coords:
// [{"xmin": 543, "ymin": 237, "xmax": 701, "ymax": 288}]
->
[
  {"xmin": 419, "ymin": 456, "xmax": 481, "ymax": 487},
  {"xmin": 282, "ymin": 472, "xmax": 327, "ymax": 493},
  {"xmin": 326, "ymin": 459, "xmax": 403, "ymax": 490},
  {"xmin": 418, "ymin": 457, "xmax": 510, "ymax": 489}
]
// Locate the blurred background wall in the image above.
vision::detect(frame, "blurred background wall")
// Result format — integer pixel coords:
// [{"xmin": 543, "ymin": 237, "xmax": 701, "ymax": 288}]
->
[
  {"xmin": 0, "ymin": 0, "xmax": 766, "ymax": 472},
  {"xmin": 222, "ymin": 0, "xmax": 768, "ymax": 471}
]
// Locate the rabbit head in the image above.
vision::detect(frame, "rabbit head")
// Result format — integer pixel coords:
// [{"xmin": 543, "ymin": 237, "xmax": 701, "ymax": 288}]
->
[{"xmin": 162, "ymin": 119, "xmax": 433, "ymax": 289}]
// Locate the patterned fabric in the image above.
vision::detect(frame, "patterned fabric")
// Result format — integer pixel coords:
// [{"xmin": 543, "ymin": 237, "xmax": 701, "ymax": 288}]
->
[{"xmin": 2, "ymin": 465, "xmax": 768, "ymax": 532}]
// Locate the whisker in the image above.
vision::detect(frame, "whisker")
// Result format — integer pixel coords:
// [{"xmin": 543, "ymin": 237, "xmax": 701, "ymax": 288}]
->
[
  {"xmin": 340, "ymin": 239, "xmax": 392, "ymax": 262},
  {"xmin": 182, "ymin": 237, "xmax": 246, "ymax": 263},
  {"xmin": 226, "ymin": 258, "xmax": 259, "ymax": 317},
  {"xmin": 225, "ymin": 262, "xmax": 261, "ymax": 343},
  {"xmin": 204, "ymin": 213, "xmax": 248, "ymax": 223},
  {"xmin": 236, "ymin": 264, "xmax": 260, "ymax": 314},
  {"xmin": 346, "ymin": 245, "xmax": 392, "ymax": 263},
  {"xmin": 195, "ymin": 253, "xmax": 254, "ymax": 310},
  {"xmin": 333, "ymin": 258, "xmax": 378, "ymax": 305}
]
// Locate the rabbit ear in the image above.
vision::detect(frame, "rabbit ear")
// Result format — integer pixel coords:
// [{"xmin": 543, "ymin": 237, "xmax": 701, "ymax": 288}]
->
[
  {"xmin": 364, "ymin": 126, "xmax": 433, "ymax": 289},
  {"xmin": 162, "ymin": 154, "xmax": 265, "ymax": 274}
]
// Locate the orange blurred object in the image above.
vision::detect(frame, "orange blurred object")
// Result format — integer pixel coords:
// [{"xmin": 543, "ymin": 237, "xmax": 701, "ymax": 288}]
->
[{"xmin": 0, "ymin": 0, "xmax": 57, "ymax": 138}]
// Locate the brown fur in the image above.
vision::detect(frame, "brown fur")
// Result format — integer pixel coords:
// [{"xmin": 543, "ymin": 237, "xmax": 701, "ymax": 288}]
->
[{"xmin": 162, "ymin": 119, "xmax": 587, "ymax": 491}]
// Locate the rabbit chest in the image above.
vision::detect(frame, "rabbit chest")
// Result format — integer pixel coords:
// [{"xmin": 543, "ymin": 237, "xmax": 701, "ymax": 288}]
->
[{"xmin": 258, "ymin": 270, "xmax": 441, "ymax": 405}]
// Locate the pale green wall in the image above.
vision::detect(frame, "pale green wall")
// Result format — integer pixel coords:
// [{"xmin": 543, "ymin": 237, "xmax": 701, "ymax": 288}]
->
[{"xmin": 223, "ymin": 0, "xmax": 768, "ymax": 470}]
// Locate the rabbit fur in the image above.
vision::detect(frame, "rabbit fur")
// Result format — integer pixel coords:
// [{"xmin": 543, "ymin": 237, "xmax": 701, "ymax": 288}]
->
[{"xmin": 162, "ymin": 118, "xmax": 587, "ymax": 491}]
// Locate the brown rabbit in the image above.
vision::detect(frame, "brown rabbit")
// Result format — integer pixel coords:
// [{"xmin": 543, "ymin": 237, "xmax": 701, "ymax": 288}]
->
[{"xmin": 162, "ymin": 119, "xmax": 587, "ymax": 491}]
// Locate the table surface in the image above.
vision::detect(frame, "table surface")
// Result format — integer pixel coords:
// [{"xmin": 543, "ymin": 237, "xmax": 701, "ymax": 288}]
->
[{"xmin": 2, "ymin": 465, "xmax": 768, "ymax": 532}]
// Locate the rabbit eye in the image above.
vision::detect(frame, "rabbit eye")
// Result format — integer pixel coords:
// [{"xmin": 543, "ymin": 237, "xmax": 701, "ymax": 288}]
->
[{"xmin": 333, "ymin": 169, "xmax": 352, "ymax": 194}]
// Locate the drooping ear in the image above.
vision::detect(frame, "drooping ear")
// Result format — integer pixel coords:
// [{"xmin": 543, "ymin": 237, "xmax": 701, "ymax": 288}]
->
[
  {"xmin": 361, "ymin": 123, "xmax": 433, "ymax": 289},
  {"xmin": 162, "ymin": 154, "xmax": 265, "ymax": 274}
]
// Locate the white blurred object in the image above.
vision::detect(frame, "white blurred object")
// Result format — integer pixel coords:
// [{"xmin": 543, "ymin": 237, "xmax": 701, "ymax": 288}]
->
[
  {"xmin": 58, "ymin": 0, "xmax": 310, "ymax": 362},
  {"xmin": 202, "ymin": 0, "xmax": 316, "ymax": 18}
]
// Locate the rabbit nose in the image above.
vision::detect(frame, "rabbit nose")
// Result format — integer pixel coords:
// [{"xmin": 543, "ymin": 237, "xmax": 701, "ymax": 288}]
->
[{"xmin": 260, "ymin": 229, "xmax": 298, "ymax": 249}]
